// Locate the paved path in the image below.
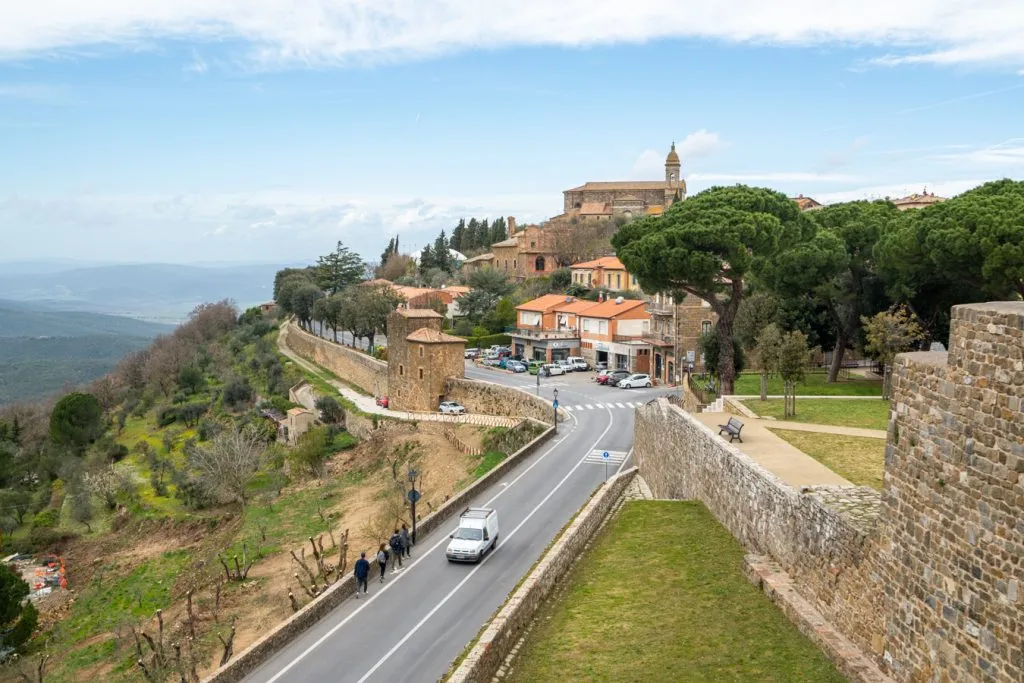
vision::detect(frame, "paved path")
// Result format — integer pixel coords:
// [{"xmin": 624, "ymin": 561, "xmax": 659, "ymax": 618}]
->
[
  {"xmin": 727, "ymin": 394, "xmax": 883, "ymax": 400},
  {"xmin": 278, "ymin": 325, "xmax": 516, "ymax": 428},
  {"xmin": 694, "ymin": 412, "xmax": 852, "ymax": 488},
  {"xmin": 758, "ymin": 420, "xmax": 887, "ymax": 440}
]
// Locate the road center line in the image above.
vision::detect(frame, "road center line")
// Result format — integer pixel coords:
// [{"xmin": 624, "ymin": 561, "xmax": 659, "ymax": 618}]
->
[
  {"xmin": 353, "ymin": 408, "xmax": 617, "ymax": 683},
  {"xmin": 262, "ymin": 410, "xmax": 587, "ymax": 683}
]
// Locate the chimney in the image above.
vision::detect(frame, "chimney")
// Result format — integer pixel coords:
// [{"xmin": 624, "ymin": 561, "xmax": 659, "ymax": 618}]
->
[{"xmin": 508, "ymin": 216, "xmax": 517, "ymax": 234}]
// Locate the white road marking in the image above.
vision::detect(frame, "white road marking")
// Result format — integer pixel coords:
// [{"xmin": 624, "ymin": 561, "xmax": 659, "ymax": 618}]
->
[
  {"xmin": 615, "ymin": 402, "xmax": 625, "ymax": 408},
  {"xmin": 585, "ymin": 404, "xmax": 594, "ymax": 410},
  {"xmin": 351, "ymin": 413, "xmax": 619, "ymax": 683},
  {"xmin": 615, "ymin": 448, "xmax": 635, "ymax": 476},
  {"xmin": 564, "ymin": 406, "xmax": 574, "ymax": 411},
  {"xmin": 264, "ymin": 409, "xmax": 596, "ymax": 682}
]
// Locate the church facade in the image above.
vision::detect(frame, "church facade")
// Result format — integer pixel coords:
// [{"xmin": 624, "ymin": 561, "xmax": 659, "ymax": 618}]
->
[{"xmin": 562, "ymin": 143, "xmax": 686, "ymax": 218}]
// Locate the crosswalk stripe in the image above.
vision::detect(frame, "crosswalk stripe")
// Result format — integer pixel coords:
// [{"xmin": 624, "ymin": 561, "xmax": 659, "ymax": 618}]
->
[
  {"xmin": 615, "ymin": 402, "xmax": 625, "ymax": 408},
  {"xmin": 585, "ymin": 404, "xmax": 594, "ymax": 409},
  {"xmin": 564, "ymin": 406, "xmax": 573, "ymax": 411}
]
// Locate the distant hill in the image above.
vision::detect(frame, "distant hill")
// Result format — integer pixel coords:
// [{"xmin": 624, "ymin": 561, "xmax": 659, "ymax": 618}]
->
[
  {"xmin": 0, "ymin": 262, "xmax": 290, "ymax": 323},
  {"xmin": 0, "ymin": 304, "xmax": 175, "ymax": 405}
]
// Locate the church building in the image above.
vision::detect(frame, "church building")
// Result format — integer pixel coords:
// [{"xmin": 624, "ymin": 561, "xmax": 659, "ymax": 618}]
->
[{"xmin": 561, "ymin": 143, "xmax": 686, "ymax": 218}]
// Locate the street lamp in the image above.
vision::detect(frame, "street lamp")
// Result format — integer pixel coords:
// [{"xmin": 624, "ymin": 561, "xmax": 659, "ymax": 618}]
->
[
  {"xmin": 552, "ymin": 388, "xmax": 559, "ymax": 433},
  {"xmin": 407, "ymin": 468, "xmax": 420, "ymax": 544}
]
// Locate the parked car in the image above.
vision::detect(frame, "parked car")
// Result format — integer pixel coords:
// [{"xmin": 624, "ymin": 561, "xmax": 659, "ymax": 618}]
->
[
  {"xmin": 595, "ymin": 361, "xmax": 608, "ymax": 371},
  {"xmin": 617, "ymin": 373, "xmax": 652, "ymax": 389},
  {"xmin": 375, "ymin": 396, "xmax": 389, "ymax": 408},
  {"xmin": 543, "ymin": 363, "xmax": 567, "ymax": 376},
  {"xmin": 595, "ymin": 369, "xmax": 611, "ymax": 382},
  {"xmin": 464, "ymin": 348, "xmax": 481, "ymax": 359},
  {"xmin": 567, "ymin": 356, "xmax": 589, "ymax": 371},
  {"xmin": 599, "ymin": 370, "xmax": 631, "ymax": 385},
  {"xmin": 528, "ymin": 360, "xmax": 545, "ymax": 375},
  {"xmin": 439, "ymin": 401, "xmax": 467, "ymax": 414},
  {"xmin": 556, "ymin": 359, "xmax": 574, "ymax": 372},
  {"xmin": 507, "ymin": 360, "xmax": 527, "ymax": 373}
]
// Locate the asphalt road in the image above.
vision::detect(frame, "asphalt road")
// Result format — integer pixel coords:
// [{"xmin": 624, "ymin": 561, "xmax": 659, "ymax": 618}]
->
[
  {"xmin": 310, "ymin": 321, "xmax": 386, "ymax": 350},
  {"xmin": 245, "ymin": 364, "xmax": 674, "ymax": 683}
]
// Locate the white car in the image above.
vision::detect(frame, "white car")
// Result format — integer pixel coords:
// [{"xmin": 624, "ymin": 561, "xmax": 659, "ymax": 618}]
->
[
  {"xmin": 446, "ymin": 507, "xmax": 499, "ymax": 563},
  {"xmin": 556, "ymin": 359, "xmax": 575, "ymax": 372},
  {"xmin": 542, "ymin": 363, "xmax": 567, "ymax": 376},
  {"xmin": 439, "ymin": 401, "xmax": 467, "ymax": 414},
  {"xmin": 617, "ymin": 373, "xmax": 652, "ymax": 389}
]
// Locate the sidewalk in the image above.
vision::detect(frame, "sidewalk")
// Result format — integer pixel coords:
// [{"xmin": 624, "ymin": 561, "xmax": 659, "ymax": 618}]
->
[
  {"xmin": 278, "ymin": 326, "xmax": 517, "ymax": 428},
  {"xmin": 755, "ymin": 420, "xmax": 886, "ymax": 440},
  {"xmin": 694, "ymin": 412, "xmax": 852, "ymax": 487}
]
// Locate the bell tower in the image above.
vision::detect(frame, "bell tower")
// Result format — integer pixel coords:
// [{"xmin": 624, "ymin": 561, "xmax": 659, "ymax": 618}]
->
[{"xmin": 665, "ymin": 141, "xmax": 681, "ymax": 184}]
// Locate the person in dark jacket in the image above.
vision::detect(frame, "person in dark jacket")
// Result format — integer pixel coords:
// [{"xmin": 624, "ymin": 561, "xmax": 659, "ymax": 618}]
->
[
  {"xmin": 376, "ymin": 544, "xmax": 388, "ymax": 582},
  {"xmin": 389, "ymin": 530, "xmax": 403, "ymax": 571},
  {"xmin": 354, "ymin": 552, "xmax": 370, "ymax": 597},
  {"xmin": 400, "ymin": 524, "xmax": 412, "ymax": 558}
]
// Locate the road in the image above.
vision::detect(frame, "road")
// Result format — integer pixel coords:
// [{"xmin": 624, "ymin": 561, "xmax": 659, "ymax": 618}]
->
[
  {"xmin": 310, "ymin": 321, "xmax": 386, "ymax": 350},
  {"xmin": 245, "ymin": 364, "xmax": 673, "ymax": 683}
]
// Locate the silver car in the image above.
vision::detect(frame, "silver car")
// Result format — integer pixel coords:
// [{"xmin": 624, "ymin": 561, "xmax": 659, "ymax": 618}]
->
[{"xmin": 439, "ymin": 401, "xmax": 467, "ymax": 414}]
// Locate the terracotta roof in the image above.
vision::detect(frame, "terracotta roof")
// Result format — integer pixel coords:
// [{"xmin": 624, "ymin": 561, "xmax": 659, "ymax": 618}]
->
[
  {"xmin": 553, "ymin": 299, "xmax": 599, "ymax": 314},
  {"xmin": 461, "ymin": 253, "xmax": 494, "ymax": 264},
  {"xmin": 516, "ymin": 294, "xmax": 575, "ymax": 312},
  {"xmin": 566, "ymin": 181, "xmax": 673, "ymax": 192},
  {"xmin": 666, "ymin": 142, "xmax": 680, "ymax": 165},
  {"xmin": 578, "ymin": 201, "xmax": 612, "ymax": 215},
  {"xmin": 491, "ymin": 237, "xmax": 519, "ymax": 248},
  {"xmin": 577, "ymin": 297, "xmax": 649, "ymax": 319},
  {"xmin": 395, "ymin": 308, "xmax": 443, "ymax": 318},
  {"xmin": 287, "ymin": 407, "xmax": 311, "ymax": 416},
  {"xmin": 442, "ymin": 285, "xmax": 471, "ymax": 295},
  {"xmin": 646, "ymin": 206, "xmax": 665, "ymax": 215},
  {"xmin": 893, "ymin": 191, "xmax": 946, "ymax": 207},
  {"xmin": 790, "ymin": 195, "xmax": 823, "ymax": 211},
  {"xmin": 571, "ymin": 256, "xmax": 626, "ymax": 270},
  {"xmin": 405, "ymin": 327, "xmax": 464, "ymax": 343},
  {"xmin": 393, "ymin": 286, "xmax": 436, "ymax": 300}
]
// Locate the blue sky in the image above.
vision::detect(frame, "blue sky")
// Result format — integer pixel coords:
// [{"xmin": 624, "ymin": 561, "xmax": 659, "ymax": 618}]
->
[{"xmin": 1, "ymin": 1, "xmax": 1022, "ymax": 264}]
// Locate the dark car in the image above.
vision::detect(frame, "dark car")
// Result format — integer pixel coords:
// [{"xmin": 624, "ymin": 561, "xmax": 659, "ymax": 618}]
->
[{"xmin": 598, "ymin": 370, "xmax": 630, "ymax": 385}]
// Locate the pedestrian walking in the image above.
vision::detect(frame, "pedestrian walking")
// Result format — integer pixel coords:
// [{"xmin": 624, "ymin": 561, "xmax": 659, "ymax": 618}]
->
[
  {"xmin": 400, "ymin": 523, "xmax": 412, "ymax": 558},
  {"xmin": 389, "ymin": 530, "xmax": 403, "ymax": 571},
  {"xmin": 354, "ymin": 552, "xmax": 370, "ymax": 597},
  {"xmin": 376, "ymin": 544, "xmax": 388, "ymax": 582}
]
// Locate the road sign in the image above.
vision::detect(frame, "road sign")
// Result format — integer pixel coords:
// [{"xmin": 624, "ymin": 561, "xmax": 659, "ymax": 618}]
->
[
  {"xmin": 602, "ymin": 451, "xmax": 610, "ymax": 460},
  {"xmin": 407, "ymin": 489, "xmax": 421, "ymax": 504},
  {"xmin": 553, "ymin": 400, "xmax": 559, "ymax": 408},
  {"xmin": 585, "ymin": 449, "xmax": 628, "ymax": 465}
]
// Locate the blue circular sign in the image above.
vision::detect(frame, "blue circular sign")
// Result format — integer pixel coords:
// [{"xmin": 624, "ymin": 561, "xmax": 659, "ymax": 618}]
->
[
  {"xmin": 407, "ymin": 489, "xmax": 422, "ymax": 504},
  {"xmin": 602, "ymin": 451, "xmax": 610, "ymax": 460}
]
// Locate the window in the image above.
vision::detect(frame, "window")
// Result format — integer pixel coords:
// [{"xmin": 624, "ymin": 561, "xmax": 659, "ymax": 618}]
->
[
  {"xmin": 504, "ymin": 260, "xmax": 509, "ymax": 270},
  {"xmin": 702, "ymin": 321, "xmax": 712, "ymax": 335},
  {"xmin": 513, "ymin": 259, "xmax": 517, "ymax": 270},
  {"xmin": 418, "ymin": 368, "xmax": 424, "ymax": 380},
  {"xmin": 535, "ymin": 256, "xmax": 545, "ymax": 272},
  {"xmin": 599, "ymin": 320, "xmax": 608, "ymax": 335},
  {"xmin": 530, "ymin": 241, "xmax": 536, "ymax": 248},
  {"xmin": 631, "ymin": 275, "xmax": 637, "ymax": 286},
  {"xmin": 607, "ymin": 274, "xmax": 612, "ymax": 287},
  {"xmin": 616, "ymin": 273, "xmax": 621, "ymax": 289},
  {"xmin": 418, "ymin": 345, "xmax": 424, "ymax": 358},
  {"xmin": 399, "ymin": 364, "xmax": 404, "ymax": 376}
]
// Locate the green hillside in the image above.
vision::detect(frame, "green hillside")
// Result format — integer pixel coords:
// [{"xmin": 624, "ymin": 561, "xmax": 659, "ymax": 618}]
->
[{"xmin": 0, "ymin": 302, "xmax": 174, "ymax": 338}]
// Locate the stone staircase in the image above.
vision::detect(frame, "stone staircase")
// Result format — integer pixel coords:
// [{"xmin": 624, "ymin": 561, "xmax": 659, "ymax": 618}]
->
[{"xmin": 705, "ymin": 396, "xmax": 725, "ymax": 413}]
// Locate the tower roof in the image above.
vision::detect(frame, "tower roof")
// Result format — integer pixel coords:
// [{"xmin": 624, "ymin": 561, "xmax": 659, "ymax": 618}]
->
[{"xmin": 665, "ymin": 141, "xmax": 680, "ymax": 166}]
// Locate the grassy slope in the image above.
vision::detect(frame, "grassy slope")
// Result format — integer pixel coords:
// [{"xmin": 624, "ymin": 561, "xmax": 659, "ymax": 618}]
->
[
  {"xmin": 733, "ymin": 371, "xmax": 882, "ymax": 396},
  {"xmin": 741, "ymin": 398, "xmax": 890, "ymax": 430},
  {"xmin": 770, "ymin": 429, "xmax": 885, "ymax": 490},
  {"xmin": 508, "ymin": 501, "xmax": 844, "ymax": 683}
]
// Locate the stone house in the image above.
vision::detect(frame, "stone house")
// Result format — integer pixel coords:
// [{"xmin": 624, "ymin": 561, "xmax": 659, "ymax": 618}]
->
[
  {"xmin": 570, "ymin": 256, "xmax": 639, "ymax": 292},
  {"xmin": 460, "ymin": 252, "xmax": 494, "ymax": 275},
  {"xmin": 790, "ymin": 194, "xmax": 823, "ymax": 211},
  {"xmin": 386, "ymin": 308, "xmax": 465, "ymax": 411},
  {"xmin": 562, "ymin": 143, "xmax": 686, "ymax": 218},
  {"xmin": 577, "ymin": 297, "xmax": 652, "ymax": 373},
  {"xmin": 283, "ymin": 407, "xmax": 315, "ymax": 445},
  {"xmin": 490, "ymin": 223, "xmax": 559, "ymax": 282},
  {"xmin": 645, "ymin": 292, "xmax": 717, "ymax": 384},
  {"xmin": 892, "ymin": 188, "xmax": 946, "ymax": 210}
]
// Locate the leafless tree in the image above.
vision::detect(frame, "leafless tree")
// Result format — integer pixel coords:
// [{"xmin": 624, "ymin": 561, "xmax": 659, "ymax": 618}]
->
[
  {"xmin": 549, "ymin": 219, "xmax": 618, "ymax": 267},
  {"xmin": 188, "ymin": 426, "xmax": 266, "ymax": 506}
]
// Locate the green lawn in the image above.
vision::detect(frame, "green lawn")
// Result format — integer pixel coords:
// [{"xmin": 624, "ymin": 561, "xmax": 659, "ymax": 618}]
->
[
  {"xmin": 507, "ymin": 501, "xmax": 844, "ymax": 683},
  {"xmin": 770, "ymin": 429, "xmax": 885, "ymax": 490},
  {"xmin": 733, "ymin": 371, "xmax": 882, "ymax": 396},
  {"xmin": 742, "ymin": 398, "xmax": 890, "ymax": 430}
]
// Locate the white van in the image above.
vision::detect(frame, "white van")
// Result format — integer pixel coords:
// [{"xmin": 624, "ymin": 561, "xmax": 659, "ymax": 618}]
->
[
  {"xmin": 567, "ymin": 356, "xmax": 589, "ymax": 371},
  {"xmin": 445, "ymin": 507, "xmax": 499, "ymax": 563}
]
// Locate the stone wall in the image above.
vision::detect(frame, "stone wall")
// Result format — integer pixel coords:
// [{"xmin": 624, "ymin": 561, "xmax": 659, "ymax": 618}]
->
[
  {"xmin": 446, "ymin": 467, "xmax": 638, "ymax": 683},
  {"xmin": 634, "ymin": 399, "xmax": 887, "ymax": 660},
  {"xmin": 881, "ymin": 301, "xmax": 1023, "ymax": 682},
  {"xmin": 445, "ymin": 377, "xmax": 565, "ymax": 425},
  {"xmin": 282, "ymin": 323, "xmax": 387, "ymax": 397}
]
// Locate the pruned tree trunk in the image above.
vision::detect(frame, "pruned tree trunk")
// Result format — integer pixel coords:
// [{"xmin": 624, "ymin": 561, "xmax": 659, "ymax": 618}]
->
[
  {"xmin": 759, "ymin": 372, "xmax": 768, "ymax": 401},
  {"xmin": 882, "ymin": 364, "xmax": 892, "ymax": 401},
  {"xmin": 827, "ymin": 335, "xmax": 847, "ymax": 383},
  {"xmin": 218, "ymin": 618, "xmax": 236, "ymax": 666}
]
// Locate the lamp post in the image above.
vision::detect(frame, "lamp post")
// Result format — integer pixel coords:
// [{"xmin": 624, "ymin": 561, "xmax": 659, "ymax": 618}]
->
[
  {"xmin": 407, "ymin": 468, "xmax": 420, "ymax": 544},
  {"xmin": 536, "ymin": 365, "xmax": 541, "ymax": 394},
  {"xmin": 552, "ymin": 388, "xmax": 559, "ymax": 433}
]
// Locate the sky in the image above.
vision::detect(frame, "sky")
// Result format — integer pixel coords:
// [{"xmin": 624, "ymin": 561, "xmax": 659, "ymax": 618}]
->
[{"xmin": 1, "ymin": 1, "xmax": 1022, "ymax": 265}]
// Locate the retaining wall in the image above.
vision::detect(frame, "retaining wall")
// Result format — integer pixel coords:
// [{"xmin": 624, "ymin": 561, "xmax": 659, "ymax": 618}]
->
[
  {"xmin": 283, "ymin": 322, "xmax": 388, "ymax": 397},
  {"xmin": 445, "ymin": 377, "xmax": 565, "ymax": 425},
  {"xmin": 202, "ymin": 423, "xmax": 554, "ymax": 683},
  {"xmin": 446, "ymin": 467, "xmax": 637, "ymax": 683}
]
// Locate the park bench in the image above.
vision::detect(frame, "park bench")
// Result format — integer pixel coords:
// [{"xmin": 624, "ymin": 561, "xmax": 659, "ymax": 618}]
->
[{"xmin": 718, "ymin": 417, "xmax": 744, "ymax": 443}]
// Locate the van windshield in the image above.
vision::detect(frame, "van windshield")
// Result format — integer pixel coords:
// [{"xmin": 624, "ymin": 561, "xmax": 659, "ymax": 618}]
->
[{"xmin": 454, "ymin": 527, "xmax": 483, "ymax": 541}]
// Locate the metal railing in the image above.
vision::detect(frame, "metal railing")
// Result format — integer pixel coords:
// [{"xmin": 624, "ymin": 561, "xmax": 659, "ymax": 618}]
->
[
  {"xmin": 513, "ymin": 327, "xmax": 580, "ymax": 340},
  {"xmin": 612, "ymin": 334, "xmax": 645, "ymax": 343}
]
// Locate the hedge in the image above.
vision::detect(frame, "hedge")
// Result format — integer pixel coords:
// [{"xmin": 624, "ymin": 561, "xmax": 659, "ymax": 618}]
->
[{"xmin": 462, "ymin": 333, "xmax": 511, "ymax": 349}]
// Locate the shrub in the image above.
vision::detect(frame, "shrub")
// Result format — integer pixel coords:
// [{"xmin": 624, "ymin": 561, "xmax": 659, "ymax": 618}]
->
[
  {"xmin": 222, "ymin": 376, "xmax": 254, "ymax": 410},
  {"xmin": 156, "ymin": 405, "xmax": 179, "ymax": 427},
  {"xmin": 315, "ymin": 396, "xmax": 344, "ymax": 424},
  {"xmin": 107, "ymin": 443, "xmax": 129, "ymax": 463},
  {"xmin": 287, "ymin": 427, "xmax": 331, "ymax": 479},
  {"xmin": 32, "ymin": 508, "xmax": 59, "ymax": 529}
]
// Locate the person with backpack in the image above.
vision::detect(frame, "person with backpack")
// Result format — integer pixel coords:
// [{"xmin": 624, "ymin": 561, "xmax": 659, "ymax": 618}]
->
[
  {"xmin": 354, "ymin": 552, "xmax": 370, "ymax": 597},
  {"xmin": 376, "ymin": 543, "xmax": 388, "ymax": 583},
  {"xmin": 389, "ymin": 530, "xmax": 404, "ymax": 571},
  {"xmin": 400, "ymin": 524, "xmax": 412, "ymax": 558}
]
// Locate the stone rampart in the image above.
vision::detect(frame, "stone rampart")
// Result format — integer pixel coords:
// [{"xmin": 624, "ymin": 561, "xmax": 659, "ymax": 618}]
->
[
  {"xmin": 282, "ymin": 322, "xmax": 387, "ymax": 397},
  {"xmin": 634, "ymin": 400, "xmax": 886, "ymax": 662},
  {"xmin": 881, "ymin": 301, "xmax": 1023, "ymax": 681},
  {"xmin": 445, "ymin": 377, "xmax": 565, "ymax": 425},
  {"xmin": 446, "ymin": 467, "xmax": 637, "ymax": 683}
]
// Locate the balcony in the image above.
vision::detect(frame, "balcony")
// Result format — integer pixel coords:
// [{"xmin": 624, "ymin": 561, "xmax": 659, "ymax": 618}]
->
[
  {"xmin": 513, "ymin": 327, "xmax": 580, "ymax": 340},
  {"xmin": 612, "ymin": 334, "xmax": 646, "ymax": 343},
  {"xmin": 646, "ymin": 301, "xmax": 675, "ymax": 316}
]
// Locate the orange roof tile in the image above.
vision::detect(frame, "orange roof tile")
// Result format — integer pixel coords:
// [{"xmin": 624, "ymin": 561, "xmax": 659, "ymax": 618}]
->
[
  {"xmin": 405, "ymin": 328, "xmax": 464, "ymax": 343},
  {"xmin": 577, "ymin": 297, "xmax": 649, "ymax": 319},
  {"xmin": 395, "ymin": 308, "xmax": 443, "ymax": 319},
  {"xmin": 516, "ymin": 294, "xmax": 575, "ymax": 312},
  {"xmin": 566, "ymin": 181, "xmax": 673, "ymax": 192},
  {"xmin": 571, "ymin": 256, "xmax": 626, "ymax": 270},
  {"xmin": 553, "ymin": 299, "xmax": 599, "ymax": 314}
]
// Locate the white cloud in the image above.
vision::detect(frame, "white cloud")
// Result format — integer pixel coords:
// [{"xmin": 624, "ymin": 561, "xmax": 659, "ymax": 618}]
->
[
  {"xmin": 932, "ymin": 138, "xmax": 1024, "ymax": 165},
  {"xmin": 630, "ymin": 149, "xmax": 664, "ymax": 179},
  {"xmin": 689, "ymin": 172, "xmax": 862, "ymax": 183},
  {"xmin": 0, "ymin": 189, "xmax": 552, "ymax": 263},
  {"xmin": 814, "ymin": 179, "xmax": 987, "ymax": 204},
  {"xmin": 185, "ymin": 50, "xmax": 208, "ymax": 73},
  {"xmin": 1, "ymin": 2, "xmax": 1023, "ymax": 69},
  {"xmin": 676, "ymin": 129, "xmax": 724, "ymax": 159}
]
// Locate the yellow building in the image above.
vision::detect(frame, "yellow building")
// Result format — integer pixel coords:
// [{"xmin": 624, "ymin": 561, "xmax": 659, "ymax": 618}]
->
[{"xmin": 570, "ymin": 256, "xmax": 639, "ymax": 292}]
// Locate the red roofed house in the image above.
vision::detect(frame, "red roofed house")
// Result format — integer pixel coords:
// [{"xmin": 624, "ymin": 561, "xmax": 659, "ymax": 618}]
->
[
  {"xmin": 577, "ymin": 296, "xmax": 652, "ymax": 374},
  {"xmin": 510, "ymin": 294, "xmax": 593, "ymax": 362},
  {"xmin": 570, "ymin": 256, "xmax": 640, "ymax": 293}
]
